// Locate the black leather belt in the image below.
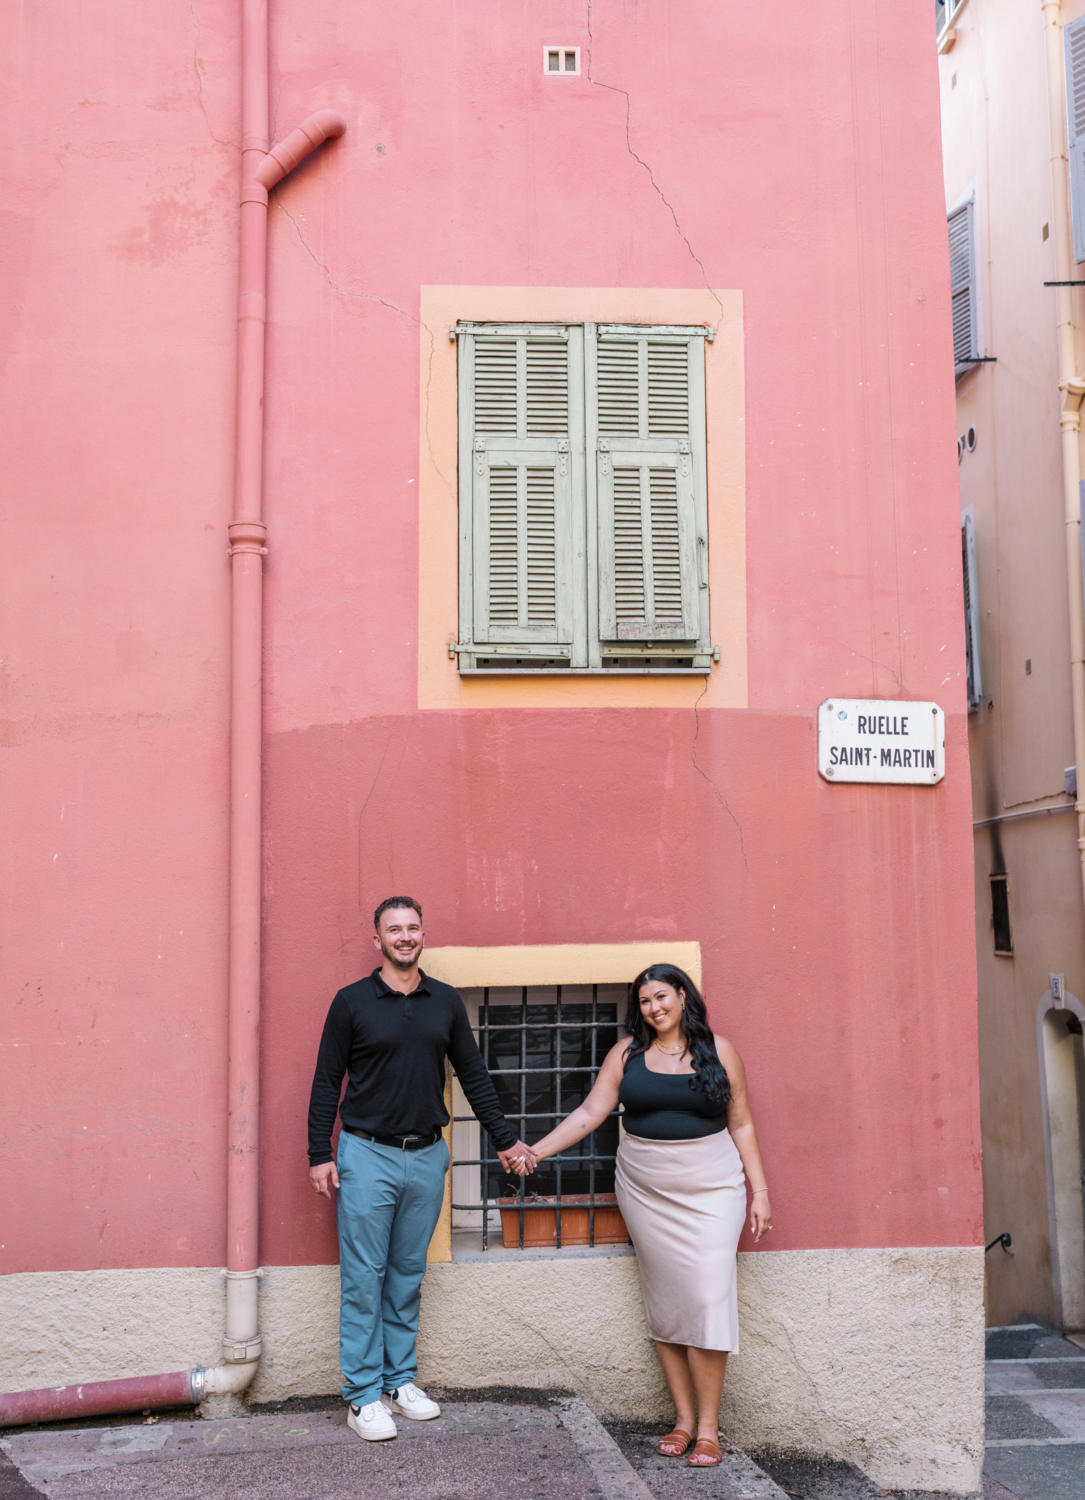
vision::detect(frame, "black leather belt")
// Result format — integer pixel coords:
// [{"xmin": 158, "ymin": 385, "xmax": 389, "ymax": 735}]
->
[{"xmin": 343, "ymin": 1125, "xmax": 441, "ymax": 1151}]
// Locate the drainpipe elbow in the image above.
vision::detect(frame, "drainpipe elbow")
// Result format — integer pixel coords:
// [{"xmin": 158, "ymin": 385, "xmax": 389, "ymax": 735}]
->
[
  {"xmin": 255, "ymin": 111, "xmax": 348, "ymax": 191},
  {"xmin": 198, "ymin": 1360, "xmax": 261, "ymax": 1400},
  {"xmin": 1061, "ymin": 376, "xmax": 1085, "ymax": 416}
]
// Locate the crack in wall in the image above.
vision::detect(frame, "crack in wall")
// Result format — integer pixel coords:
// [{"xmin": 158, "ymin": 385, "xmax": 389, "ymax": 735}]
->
[
  {"xmin": 273, "ymin": 197, "xmax": 453, "ymax": 496},
  {"xmin": 585, "ymin": 0, "xmax": 724, "ymax": 328},
  {"xmin": 274, "ymin": 196, "xmax": 417, "ymax": 326},
  {"xmin": 755, "ymin": 588, "xmax": 903, "ymax": 692},
  {"xmin": 189, "ymin": 2, "xmax": 234, "ymax": 150},
  {"xmin": 692, "ymin": 677, "xmax": 749, "ymax": 878}
]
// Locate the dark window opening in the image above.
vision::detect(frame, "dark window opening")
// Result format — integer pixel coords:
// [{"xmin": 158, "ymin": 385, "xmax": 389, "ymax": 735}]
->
[
  {"xmin": 451, "ymin": 985, "xmax": 626, "ymax": 1249},
  {"xmin": 991, "ymin": 874, "xmax": 1013, "ymax": 955}
]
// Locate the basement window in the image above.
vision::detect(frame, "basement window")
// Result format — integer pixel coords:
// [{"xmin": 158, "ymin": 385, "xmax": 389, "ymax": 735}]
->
[
  {"xmin": 990, "ymin": 874, "xmax": 1013, "ymax": 956},
  {"xmin": 451, "ymin": 985, "xmax": 628, "ymax": 1251}
]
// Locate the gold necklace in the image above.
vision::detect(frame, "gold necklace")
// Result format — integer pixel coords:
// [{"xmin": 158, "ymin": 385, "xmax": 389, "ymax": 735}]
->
[{"xmin": 653, "ymin": 1040, "xmax": 686, "ymax": 1056}]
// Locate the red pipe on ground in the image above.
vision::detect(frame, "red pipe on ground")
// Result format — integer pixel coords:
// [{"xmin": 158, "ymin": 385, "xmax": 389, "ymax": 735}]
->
[{"xmin": 0, "ymin": 1371, "xmax": 198, "ymax": 1428}]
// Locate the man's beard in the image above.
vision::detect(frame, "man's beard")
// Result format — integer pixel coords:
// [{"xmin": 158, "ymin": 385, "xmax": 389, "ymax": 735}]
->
[{"xmin": 381, "ymin": 938, "xmax": 421, "ymax": 970}]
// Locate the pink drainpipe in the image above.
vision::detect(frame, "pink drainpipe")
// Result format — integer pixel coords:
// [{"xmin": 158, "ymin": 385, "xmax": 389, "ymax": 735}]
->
[{"xmin": 0, "ymin": 4, "xmax": 345, "ymax": 1433}]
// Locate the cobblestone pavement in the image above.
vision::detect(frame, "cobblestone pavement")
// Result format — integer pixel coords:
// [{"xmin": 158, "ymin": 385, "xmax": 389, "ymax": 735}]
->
[
  {"xmin": 8, "ymin": 1338, "xmax": 1080, "ymax": 1500},
  {"xmin": 979, "ymin": 1322, "xmax": 1085, "ymax": 1500},
  {"xmin": 0, "ymin": 1393, "xmax": 788, "ymax": 1500},
  {"xmin": 606, "ymin": 1428, "xmax": 974, "ymax": 1500}
]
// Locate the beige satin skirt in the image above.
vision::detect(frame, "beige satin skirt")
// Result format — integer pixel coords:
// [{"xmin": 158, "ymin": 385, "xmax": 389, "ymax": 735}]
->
[{"xmin": 615, "ymin": 1128, "xmax": 746, "ymax": 1352}]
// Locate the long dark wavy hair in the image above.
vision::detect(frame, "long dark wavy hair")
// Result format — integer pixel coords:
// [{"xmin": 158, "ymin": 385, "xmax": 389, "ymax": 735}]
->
[{"xmin": 623, "ymin": 964, "xmax": 731, "ymax": 1105}]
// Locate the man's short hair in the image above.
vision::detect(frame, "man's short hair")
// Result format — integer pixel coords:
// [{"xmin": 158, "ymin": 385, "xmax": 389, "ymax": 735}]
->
[{"xmin": 374, "ymin": 896, "xmax": 423, "ymax": 930}]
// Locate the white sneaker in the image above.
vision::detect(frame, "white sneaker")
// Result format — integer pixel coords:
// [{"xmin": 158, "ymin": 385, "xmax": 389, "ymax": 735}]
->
[
  {"xmin": 347, "ymin": 1399, "xmax": 398, "ymax": 1441},
  {"xmin": 382, "ymin": 1382, "xmax": 441, "ymax": 1421}
]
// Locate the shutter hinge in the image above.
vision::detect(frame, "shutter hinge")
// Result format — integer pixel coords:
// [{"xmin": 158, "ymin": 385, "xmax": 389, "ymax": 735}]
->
[
  {"xmin": 558, "ymin": 438, "xmax": 569, "ymax": 476},
  {"xmin": 598, "ymin": 439, "xmax": 610, "ymax": 476},
  {"xmin": 474, "ymin": 435, "xmax": 485, "ymax": 475},
  {"xmin": 697, "ymin": 535, "xmax": 708, "ymax": 588},
  {"xmin": 679, "ymin": 440, "xmax": 691, "ymax": 478}
]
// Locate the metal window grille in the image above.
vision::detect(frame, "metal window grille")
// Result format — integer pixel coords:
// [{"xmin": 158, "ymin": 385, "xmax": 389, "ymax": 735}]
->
[{"xmin": 451, "ymin": 984, "xmax": 628, "ymax": 1250}]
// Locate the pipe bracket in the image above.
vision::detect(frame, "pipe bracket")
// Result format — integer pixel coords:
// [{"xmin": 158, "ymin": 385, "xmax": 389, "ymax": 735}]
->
[
  {"xmin": 222, "ymin": 1335, "xmax": 263, "ymax": 1363},
  {"xmin": 228, "ymin": 521, "xmax": 268, "ymax": 557}
]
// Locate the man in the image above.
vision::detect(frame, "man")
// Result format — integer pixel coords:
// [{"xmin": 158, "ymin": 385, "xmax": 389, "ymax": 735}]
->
[{"xmin": 308, "ymin": 896, "xmax": 535, "ymax": 1442}]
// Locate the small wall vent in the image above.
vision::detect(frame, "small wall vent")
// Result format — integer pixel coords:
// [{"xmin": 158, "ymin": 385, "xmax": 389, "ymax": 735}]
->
[{"xmin": 544, "ymin": 46, "xmax": 580, "ymax": 75}]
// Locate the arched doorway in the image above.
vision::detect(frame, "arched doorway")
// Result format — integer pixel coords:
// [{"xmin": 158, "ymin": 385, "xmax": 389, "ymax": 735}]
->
[{"xmin": 1037, "ymin": 988, "xmax": 1085, "ymax": 1331}]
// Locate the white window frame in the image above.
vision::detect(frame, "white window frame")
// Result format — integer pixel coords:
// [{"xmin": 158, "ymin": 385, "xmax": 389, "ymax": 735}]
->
[{"xmin": 936, "ymin": 0, "xmax": 967, "ymax": 44}]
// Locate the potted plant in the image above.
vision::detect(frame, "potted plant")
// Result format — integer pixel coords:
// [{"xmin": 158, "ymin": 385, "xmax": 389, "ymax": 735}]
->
[{"xmin": 495, "ymin": 1191, "xmax": 628, "ymax": 1249}]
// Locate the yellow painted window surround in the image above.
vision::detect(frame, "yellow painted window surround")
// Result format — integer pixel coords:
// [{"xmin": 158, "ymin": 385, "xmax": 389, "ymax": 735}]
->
[
  {"xmin": 417, "ymin": 287, "xmax": 747, "ymax": 712},
  {"xmin": 424, "ymin": 941, "xmax": 701, "ymax": 1262}
]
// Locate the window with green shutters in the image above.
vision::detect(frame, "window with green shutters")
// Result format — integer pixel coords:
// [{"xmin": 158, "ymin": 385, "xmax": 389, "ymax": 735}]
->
[
  {"xmin": 455, "ymin": 322, "xmax": 713, "ymax": 672},
  {"xmin": 948, "ymin": 202, "xmax": 979, "ymax": 379}
]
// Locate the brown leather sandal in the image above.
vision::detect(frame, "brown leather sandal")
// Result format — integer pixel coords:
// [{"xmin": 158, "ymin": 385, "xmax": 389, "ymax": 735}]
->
[
  {"xmin": 656, "ymin": 1428, "xmax": 692, "ymax": 1457},
  {"xmin": 688, "ymin": 1437, "xmax": 723, "ymax": 1466}
]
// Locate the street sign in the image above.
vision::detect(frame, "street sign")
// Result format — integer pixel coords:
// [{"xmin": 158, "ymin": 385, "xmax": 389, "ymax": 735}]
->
[{"xmin": 818, "ymin": 699, "xmax": 945, "ymax": 785}]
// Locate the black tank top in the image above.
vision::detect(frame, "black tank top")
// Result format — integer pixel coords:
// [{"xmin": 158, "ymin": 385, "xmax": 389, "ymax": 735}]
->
[{"xmin": 618, "ymin": 1049, "xmax": 730, "ymax": 1140}]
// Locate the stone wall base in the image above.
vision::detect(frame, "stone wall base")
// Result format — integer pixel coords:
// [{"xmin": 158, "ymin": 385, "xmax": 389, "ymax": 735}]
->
[{"xmin": 0, "ymin": 1246, "xmax": 983, "ymax": 1492}]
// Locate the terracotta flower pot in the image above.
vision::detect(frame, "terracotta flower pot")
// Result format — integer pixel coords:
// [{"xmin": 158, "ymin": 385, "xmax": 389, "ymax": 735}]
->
[{"xmin": 495, "ymin": 1192, "xmax": 628, "ymax": 1249}]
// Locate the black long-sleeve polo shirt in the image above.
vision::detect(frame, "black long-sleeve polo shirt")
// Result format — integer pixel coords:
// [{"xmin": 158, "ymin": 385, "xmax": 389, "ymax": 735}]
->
[{"xmin": 307, "ymin": 967, "xmax": 516, "ymax": 1164}]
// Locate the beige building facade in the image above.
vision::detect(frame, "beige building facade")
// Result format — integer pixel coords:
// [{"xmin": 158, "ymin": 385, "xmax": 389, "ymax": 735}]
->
[{"xmin": 939, "ymin": 0, "xmax": 1085, "ymax": 1330}]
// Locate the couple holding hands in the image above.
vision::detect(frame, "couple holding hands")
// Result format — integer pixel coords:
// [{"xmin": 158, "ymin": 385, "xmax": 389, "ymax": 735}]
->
[{"xmin": 308, "ymin": 897, "xmax": 771, "ymax": 1468}]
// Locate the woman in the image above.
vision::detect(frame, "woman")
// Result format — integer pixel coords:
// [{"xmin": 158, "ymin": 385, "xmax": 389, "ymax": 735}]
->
[{"xmin": 518, "ymin": 964, "xmax": 771, "ymax": 1468}]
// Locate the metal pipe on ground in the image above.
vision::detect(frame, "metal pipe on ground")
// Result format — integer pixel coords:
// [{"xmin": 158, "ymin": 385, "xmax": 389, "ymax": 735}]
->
[{"xmin": 0, "ymin": 1363, "xmax": 265, "ymax": 1429}]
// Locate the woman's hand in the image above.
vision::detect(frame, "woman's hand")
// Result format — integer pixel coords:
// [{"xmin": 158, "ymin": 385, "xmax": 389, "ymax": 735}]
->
[
  {"xmin": 498, "ymin": 1142, "xmax": 537, "ymax": 1176},
  {"xmin": 749, "ymin": 1189, "xmax": 772, "ymax": 1242}
]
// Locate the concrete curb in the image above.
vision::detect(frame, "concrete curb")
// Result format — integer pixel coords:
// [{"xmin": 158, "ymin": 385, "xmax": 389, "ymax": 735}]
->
[{"xmin": 552, "ymin": 1397, "xmax": 656, "ymax": 1500}]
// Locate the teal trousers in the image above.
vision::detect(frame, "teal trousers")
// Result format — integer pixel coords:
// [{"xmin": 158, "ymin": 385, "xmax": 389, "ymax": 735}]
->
[{"xmin": 335, "ymin": 1129, "xmax": 449, "ymax": 1406}]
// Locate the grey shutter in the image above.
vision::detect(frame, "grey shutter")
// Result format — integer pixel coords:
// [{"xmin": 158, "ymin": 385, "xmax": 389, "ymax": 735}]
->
[
  {"xmin": 962, "ymin": 513, "xmax": 981, "ymax": 711},
  {"xmin": 1066, "ymin": 16, "xmax": 1085, "ymax": 264},
  {"xmin": 459, "ymin": 326, "xmax": 578, "ymax": 656},
  {"xmin": 948, "ymin": 203, "xmax": 977, "ymax": 377},
  {"xmin": 592, "ymin": 330, "xmax": 704, "ymax": 643}
]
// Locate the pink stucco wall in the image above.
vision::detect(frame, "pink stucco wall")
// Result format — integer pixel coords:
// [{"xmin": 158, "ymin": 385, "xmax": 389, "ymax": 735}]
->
[{"xmin": 1, "ymin": 0, "xmax": 981, "ymax": 1276}]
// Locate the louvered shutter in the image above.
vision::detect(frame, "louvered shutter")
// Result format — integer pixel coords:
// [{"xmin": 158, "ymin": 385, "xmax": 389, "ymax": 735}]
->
[
  {"xmin": 948, "ymin": 203, "xmax": 977, "ymax": 377},
  {"xmin": 962, "ymin": 513, "xmax": 981, "ymax": 711},
  {"xmin": 1067, "ymin": 17, "xmax": 1085, "ymax": 264},
  {"xmin": 590, "ymin": 329, "xmax": 704, "ymax": 643},
  {"xmin": 458, "ymin": 326, "xmax": 578, "ymax": 653}
]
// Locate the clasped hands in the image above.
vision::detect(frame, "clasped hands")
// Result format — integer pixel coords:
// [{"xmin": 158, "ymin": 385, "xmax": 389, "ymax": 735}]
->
[
  {"xmin": 497, "ymin": 1140, "xmax": 537, "ymax": 1177},
  {"xmin": 309, "ymin": 1139, "xmax": 538, "ymax": 1199}
]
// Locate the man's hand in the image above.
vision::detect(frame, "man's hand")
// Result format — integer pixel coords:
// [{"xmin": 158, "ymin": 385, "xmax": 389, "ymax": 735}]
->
[
  {"xmin": 497, "ymin": 1141, "xmax": 537, "ymax": 1176},
  {"xmin": 309, "ymin": 1162, "xmax": 340, "ymax": 1199}
]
